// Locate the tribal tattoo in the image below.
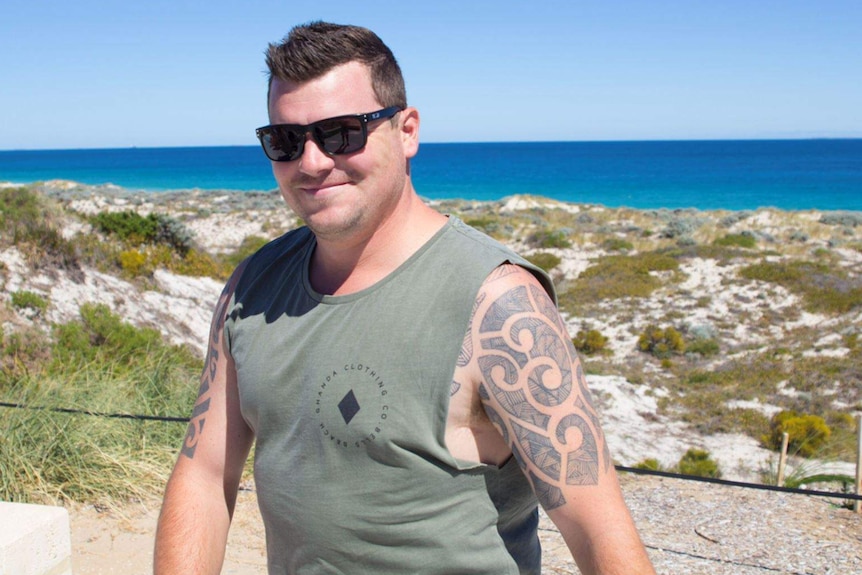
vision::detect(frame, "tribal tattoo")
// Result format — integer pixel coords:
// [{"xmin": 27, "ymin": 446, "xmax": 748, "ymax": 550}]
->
[
  {"xmin": 180, "ymin": 268, "xmax": 242, "ymax": 459},
  {"xmin": 476, "ymin": 275, "xmax": 608, "ymax": 509}
]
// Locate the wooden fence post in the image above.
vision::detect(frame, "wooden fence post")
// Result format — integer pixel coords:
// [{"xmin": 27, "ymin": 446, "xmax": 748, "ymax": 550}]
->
[
  {"xmin": 855, "ymin": 414, "xmax": 861, "ymax": 514},
  {"xmin": 777, "ymin": 432, "xmax": 790, "ymax": 487}
]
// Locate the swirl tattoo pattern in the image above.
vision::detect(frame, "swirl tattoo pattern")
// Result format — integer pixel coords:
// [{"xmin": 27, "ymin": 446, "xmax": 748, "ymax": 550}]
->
[{"xmin": 476, "ymin": 277, "xmax": 607, "ymax": 509}]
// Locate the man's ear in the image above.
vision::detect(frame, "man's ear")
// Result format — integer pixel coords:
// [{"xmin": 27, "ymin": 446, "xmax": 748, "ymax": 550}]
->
[{"xmin": 399, "ymin": 107, "xmax": 420, "ymax": 159}]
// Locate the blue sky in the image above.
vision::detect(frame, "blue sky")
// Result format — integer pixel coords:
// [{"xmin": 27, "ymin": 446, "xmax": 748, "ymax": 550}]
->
[{"xmin": 2, "ymin": 0, "xmax": 860, "ymax": 149}]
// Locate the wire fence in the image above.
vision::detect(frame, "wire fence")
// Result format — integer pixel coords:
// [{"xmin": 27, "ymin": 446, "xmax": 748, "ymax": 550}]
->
[{"xmin": 2, "ymin": 400, "xmax": 860, "ymax": 504}]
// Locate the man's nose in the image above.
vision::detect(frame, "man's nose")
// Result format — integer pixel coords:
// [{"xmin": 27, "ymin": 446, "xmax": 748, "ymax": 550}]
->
[{"xmin": 298, "ymin": 133, "xmax": 335, "ymax": 174}]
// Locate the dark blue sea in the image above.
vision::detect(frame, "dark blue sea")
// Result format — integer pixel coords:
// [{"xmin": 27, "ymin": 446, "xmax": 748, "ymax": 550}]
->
[{"xmin": 1, "ymin": 140, "xmax": 860, "ymax": 211}]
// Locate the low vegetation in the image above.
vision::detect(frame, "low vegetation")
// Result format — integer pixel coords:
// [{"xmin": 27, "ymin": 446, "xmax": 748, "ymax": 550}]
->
[
  {"xmin": 559, "ymin": 251, "xmax": 680, "ymax": 312},
  {"xmin": 572, "ymin": 328, "xmax": 610, "ymax": 356},
  {"xmin": 762, "ymin": 410, "xmax": 831, "ymax": 458},
  {"xmin": 1, "ymin": 304, "xmax": 200, "ymax": 504},
  {"xmin": 525, "ymin": 251, "xmax": 562, "ymax": 273},
  {"xmin": 740, "ymin": 260, "xmax": 862, "ymax": 314},
  {"xmin": 633, "ymin": 448, "xmax": 722, "ymax": 478},
  {"xmin": 1, "ymin": 185, "xmax": 859, "ymax": 504},
  {"xmin": 637, "ymin": 325, "xmax": 685, "ymax": 358}
]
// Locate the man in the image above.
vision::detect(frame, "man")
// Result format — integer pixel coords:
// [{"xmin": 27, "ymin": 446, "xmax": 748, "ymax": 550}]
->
[{"xmin": 154, "ymin": 21, "xmax": 655, "ymax": 575}]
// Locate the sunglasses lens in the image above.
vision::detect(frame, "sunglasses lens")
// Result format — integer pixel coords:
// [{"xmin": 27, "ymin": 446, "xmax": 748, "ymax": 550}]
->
[
  {"xmin": 261, "ymin": 127, "xmax": 304, "ymax": 161},
  {"xmin": 315, "ymin": 117, "xmax": 365, "ymax": 155}
]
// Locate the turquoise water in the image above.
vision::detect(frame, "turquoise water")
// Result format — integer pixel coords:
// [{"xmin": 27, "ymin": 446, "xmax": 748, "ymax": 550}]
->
[{"xmin": 1, "ymin": 140, "xmax": 860, "ymax": 211}]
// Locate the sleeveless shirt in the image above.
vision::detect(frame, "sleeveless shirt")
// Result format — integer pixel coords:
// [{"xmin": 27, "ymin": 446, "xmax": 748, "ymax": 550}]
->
[{"xmin": 224, "ymin": 217, "xmax": 556, "ymax": 574}]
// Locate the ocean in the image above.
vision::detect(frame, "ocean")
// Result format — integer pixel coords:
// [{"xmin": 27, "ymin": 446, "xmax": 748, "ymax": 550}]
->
[{"xmin": 1, "ymin": 139, "xmax": 860, "ymax": 211}]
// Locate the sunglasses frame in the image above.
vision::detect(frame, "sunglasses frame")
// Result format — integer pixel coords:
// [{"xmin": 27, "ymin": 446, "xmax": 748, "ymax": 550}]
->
[{"xmin": 256, "ymin": 106, "xmax": 403, "ymax": 162}]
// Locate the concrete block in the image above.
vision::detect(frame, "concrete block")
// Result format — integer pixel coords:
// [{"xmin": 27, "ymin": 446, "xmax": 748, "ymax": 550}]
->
[{"xmin": 0, "ymin": 502, "xmax": 72, "ymax": 575}]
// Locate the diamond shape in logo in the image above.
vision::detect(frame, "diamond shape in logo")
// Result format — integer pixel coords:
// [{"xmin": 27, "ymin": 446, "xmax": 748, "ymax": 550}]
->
[{"xmin": 338, "ymin": 390, "xmax": 361, "ymax": 424}]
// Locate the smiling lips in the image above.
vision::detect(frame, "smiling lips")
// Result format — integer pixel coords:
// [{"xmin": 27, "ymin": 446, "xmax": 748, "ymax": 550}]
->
[{"xmin": 301, "ymin": 183, "xmax": 344, "ymax": 195}]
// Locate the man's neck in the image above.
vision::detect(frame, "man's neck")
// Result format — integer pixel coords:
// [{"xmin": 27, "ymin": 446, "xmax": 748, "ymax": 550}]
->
[{"xmin": 308, "ymin": 196, "xmax": 447, "ymax": 296}]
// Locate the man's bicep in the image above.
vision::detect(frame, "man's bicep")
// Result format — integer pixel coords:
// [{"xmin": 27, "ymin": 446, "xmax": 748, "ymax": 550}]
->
[
  {"xmin": 177, "ymin": 265, "xmax": 252, "ymax": 480},
  {"xmin": 473, "ymin": 266, "xmax": 611, "ymax": 510}
]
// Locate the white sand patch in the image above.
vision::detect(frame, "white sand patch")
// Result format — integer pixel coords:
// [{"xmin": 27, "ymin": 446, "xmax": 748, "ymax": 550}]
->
[
  {"xmin": 0, "ymin": 247, "xmax": 29, "ymax": 292},
  {"xmin": 801, "ymin": 332, "xmax": 851, "ymax": 358},
  {"xmin": 44, "ymin": 267, "xmax": 220, "ymax": 356},
  {"xmin": 700, "ymin": 433, "xmax": 777, "ymax": 479},
  {"xmin": 834, "ymin": 247, "xmax": 862, "ymax": 265},
  {"xmin": 587, "ymin": 375, "xmax": 691, "ymax": 470},
  {"xmin": 774, "ymin": 380, "xmax": 799, "ymax": 398},
  {"xmin": 678, "ymin": 257, "xmax": 727, "ymax": 293},
  {"xmin": 784, "ymin": 309, "xmax": 831, "ymax": 331},
  {"xmin": 815, "ymin": 332, "xmax": 845, "ymax": 348},
  {"xmin": 67, "ymin": 197, "xmax": 127, "ymax": 215},
  {"xmin": 547, "ymin": 247, "xmax": 594, "ymax": 279},
  {"xmin": 1, "ymin": 247, "xmax": 221, "ymax": 357},
  {"xmin": 747, "ymin": 209, "xmax": 778, "ymax": 228},
  {"xmin": 725, "ymin": 398, "xmax": 783, "ymax": 417},
  {"xmin": 587, "ymin": 375, "xmax": 795, "ymax": 481},
  {"xmin": 59, "ymin": 218, "xmax": 90, "ymax": 240},
  {"xmin": 185, "ymin": 212, "xmax": 265, "ymax": 253},
  {"xmin": 500, "ymin": 195, "xmax": 581, "ymax": 214}
]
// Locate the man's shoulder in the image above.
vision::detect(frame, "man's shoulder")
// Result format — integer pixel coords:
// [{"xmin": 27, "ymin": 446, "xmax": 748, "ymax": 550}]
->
[
  {"xmin": 243, "ymin": 226, "xmax": 312, "ymax": 268},
  {"xmin": 445, "ymin": 217, "xmax": 557, "ymax": 303},
  {"xmin": 230, "ymin": 226, "xmax": 313, "ymax": 295}
]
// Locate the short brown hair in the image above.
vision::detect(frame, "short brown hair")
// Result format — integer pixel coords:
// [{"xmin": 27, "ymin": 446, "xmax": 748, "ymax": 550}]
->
[{"xmin": 265, "ymin": 22, "xmax": 407, "ymax": 109}]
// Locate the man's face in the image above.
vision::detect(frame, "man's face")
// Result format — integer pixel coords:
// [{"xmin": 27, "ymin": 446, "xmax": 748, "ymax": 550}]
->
[{"xmin": 267, "ymin": 61, "xmax": 418, "ymax": 243}]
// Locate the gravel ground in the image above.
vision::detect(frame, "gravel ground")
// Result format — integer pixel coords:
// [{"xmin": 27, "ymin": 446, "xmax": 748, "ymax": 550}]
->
[
  {"xmin": 613, "ymin": 474, "xmax": 861, "ymax": 575},
  {"xmin": 67, "ymin": 473, "xmax": 861, "ymax": 575}
]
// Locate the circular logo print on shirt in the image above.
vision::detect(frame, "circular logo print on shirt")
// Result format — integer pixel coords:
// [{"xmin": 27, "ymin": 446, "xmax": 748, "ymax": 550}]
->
[{"xmin": 315, "ymin": 362, "xmax": 390, "ymax": 449}]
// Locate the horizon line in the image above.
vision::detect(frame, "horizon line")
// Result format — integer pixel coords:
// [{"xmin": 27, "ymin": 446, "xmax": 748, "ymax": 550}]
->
[{"xmin": 3, "ymin": 136, "xmax": 862, "ymax": 153}]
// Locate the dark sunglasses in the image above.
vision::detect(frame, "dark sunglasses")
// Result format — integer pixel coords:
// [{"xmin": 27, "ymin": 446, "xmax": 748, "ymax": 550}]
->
[{"xmin": 255, "ymin": 106, "xmax": 403, "ymax": 162}]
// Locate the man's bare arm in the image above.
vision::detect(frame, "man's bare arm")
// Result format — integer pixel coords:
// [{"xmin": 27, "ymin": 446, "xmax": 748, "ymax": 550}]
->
[
  {"xmin": 470, "ymin": 264, "xmax": 655, "ymax": 575},
  {"xmin": 154, "ymin": 263, "xmax": 254, "ymax": 574}
]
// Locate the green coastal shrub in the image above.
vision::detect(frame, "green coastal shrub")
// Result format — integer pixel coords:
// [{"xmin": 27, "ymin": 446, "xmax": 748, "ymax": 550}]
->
[
  {"xmin": 117, "ymin": 243, "xmax": 228, "ymax": 280},
  {"xmin": 10, "ymin": 290, "xmax": 48, "ymax": 314},
  {"xmin": 719, "ymin": 211, "xmax": 753, "ymax": 228},
  {"xmin": 572, "ymin": 329, "xmax": 609, "ymax": 356},
  {"xmin": 658, "ymin": 214, "xmax": 705, "ymax": 240},
  {"xmin": 686, "ymin": 338, "xmax": 720, "ymax": 357},
  {"xmin": 714, "ymin": 233, "xmax": 757, "ymax": 249},
  {"xmin": 740, "ymin": 260, "xmax": 862, "ymax": 314},
  {"xmin": 637, "ymin": 325, "xmax": 685, "ymax": 358},
  {"xmin": 0, "ymin": 187, "xmax": 44, "ymax": 243},
  {"xmin": 526, "ymin": 252, "xmax": 562, "ymax": 272},
  {"xmin": 633, "ymin": 458, "xmax": 664, "ymax": 471},
  {"xmin": 560, "ymin": 252, "xmax": 680, "ymax": 309},
  {"xmin": 0, "ymin": 188, "xmax": 79, "ymax": 271},
  {"xmin": 676, "ymin": 448, "xmax": 721, "ymax": 478},
  {"xmin": 527, "ymin": 229, "xmax": 571, "ymax": 249},
  {"xmin": 118, "ymin": 249, "xmax": 149, "ymax": 277},
  {"xmin": 762, "ymin": 410, "xmax": 832, "ymax": 458},
  {"xmin": 50, "ymin": 303, "xmax": 197, "ymax": 375},
  {"xmin": 819, "ymin": 212, "xmax": 862, "ymax": 227},
  {"xmin": 92, "ymin": 210, "xmax": 159, "ymax": 244},
  {"xmin": 92, "ymin": 210, "xmax": 193, "ymax": 255},
  {"xmin": 465, "ymin": 217, "xmax": 500, "ymax": 236},
  {"xmin": 602, "ymin": 238, "xmax": 634, "ymax": 252},
  {"xmin": 171, "ymin": 248, "xmax": 227, "ymax": 279}
]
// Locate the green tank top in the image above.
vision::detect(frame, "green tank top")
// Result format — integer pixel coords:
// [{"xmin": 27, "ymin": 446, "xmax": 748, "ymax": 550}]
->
[{"xmin": 225, "ymin": 217, "xmax": 556, "ymax": 574}]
